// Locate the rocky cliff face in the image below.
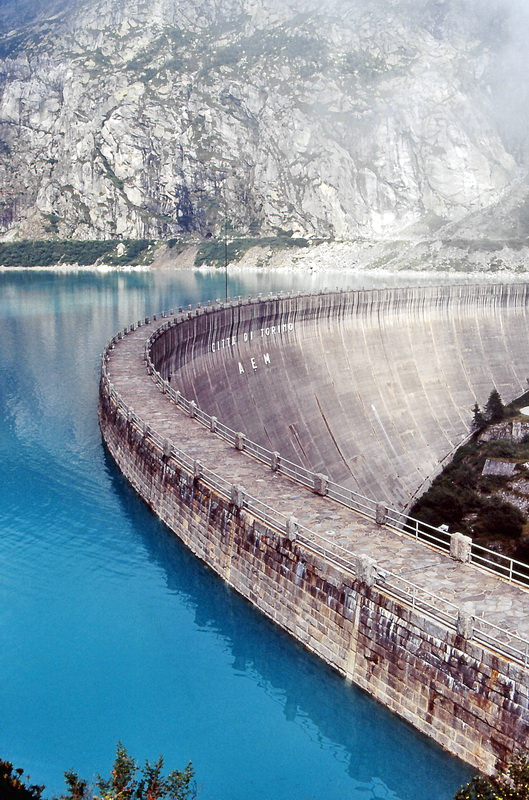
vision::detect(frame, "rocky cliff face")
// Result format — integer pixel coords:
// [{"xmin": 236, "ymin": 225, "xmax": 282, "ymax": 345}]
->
[{"xmin": 0, "ymin": 0, "xmax": 528, "ymax": 243}]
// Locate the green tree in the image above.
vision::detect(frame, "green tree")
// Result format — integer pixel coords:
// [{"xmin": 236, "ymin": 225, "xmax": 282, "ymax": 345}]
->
[
  {"xmin": 471, "ymin": 402, "xmax": 486, "ymax": 431},
  {"xmin": 0, "ymin": 759, "xmax": 45, "ymax": 799},
  {"xmin": 475, "ymin": 499, "xmax": 526, "ymax": 539},
  {"xmin": 455, "ymin": 751, "xmax": 529, "ymax": 799},
  {"xmin": 59, "ymin": 772, "xmax": 90, "ymax": 800},
  {"xmin": 56, "ymin": 743, "xmax": 196, "ymax": 800},
  {"xmin": 485, "ymin": 389, "xmax": 505, "ymax": 424},
  {"xmin": 95, "ymin": 741, "xmax": 136, "ymax": 799}
]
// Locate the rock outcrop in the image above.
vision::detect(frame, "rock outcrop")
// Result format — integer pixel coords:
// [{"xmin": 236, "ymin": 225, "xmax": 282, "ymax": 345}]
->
[{"xmin": 0, "ymin": 0, "xmax": 528, "ymax": 243}]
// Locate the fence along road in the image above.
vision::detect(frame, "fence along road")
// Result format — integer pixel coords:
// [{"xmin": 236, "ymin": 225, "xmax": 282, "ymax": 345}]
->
[{"xmin": 102, "ymin": 292, "xmax": 529, "ymax": 669}]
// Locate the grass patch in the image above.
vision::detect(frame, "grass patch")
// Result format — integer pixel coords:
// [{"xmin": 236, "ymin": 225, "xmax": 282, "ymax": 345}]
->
[
  {"xmin": 0, "ymin": 239, "xmax": 154, "ymax": 267},
  {"xmin": 194, "ymin": 236, "xmax": 310, "ymax": 267}
]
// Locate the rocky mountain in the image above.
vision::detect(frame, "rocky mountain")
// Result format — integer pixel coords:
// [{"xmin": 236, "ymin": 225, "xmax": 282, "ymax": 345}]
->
[{"xmin": 1, "ymin": 0, "xmax": 529, "ymax": 248}]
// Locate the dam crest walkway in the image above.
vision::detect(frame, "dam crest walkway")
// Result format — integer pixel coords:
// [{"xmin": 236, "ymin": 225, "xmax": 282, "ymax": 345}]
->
[{"xmin": 102, "ymin": 287, "xmax": 529, "ymax": 669}]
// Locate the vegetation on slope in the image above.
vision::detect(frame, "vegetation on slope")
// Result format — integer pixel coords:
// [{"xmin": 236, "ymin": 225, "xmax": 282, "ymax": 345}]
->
[
  {"xmin": 194, "ymin": 235, "xmax": 310, "ymax": 267},
  {"xmin": 0, "ymin": 240, "xmax": 155, "ymax": 267},
  {"xmin": 0, "ymin": 235, "xmax": 318, "ymax": 268},
  {"xmin": 410, "ymin": 389, "xmax": 529, "ymax": 560}
]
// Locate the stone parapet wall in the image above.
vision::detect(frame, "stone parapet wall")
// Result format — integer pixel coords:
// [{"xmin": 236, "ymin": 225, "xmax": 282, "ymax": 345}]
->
[{"xmin": 99, "ymin": 381, "xmax": 529, "ymax": 773}]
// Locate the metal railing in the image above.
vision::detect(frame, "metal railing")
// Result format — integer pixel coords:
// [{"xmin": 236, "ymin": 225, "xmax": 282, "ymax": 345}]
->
[
  {"xmin": 100, "ymin": 291, "xmax": 529, "ymax": 668},
  {"xmin": 140, "ymin": 298, "xmax": 529, "ymax": 594}
]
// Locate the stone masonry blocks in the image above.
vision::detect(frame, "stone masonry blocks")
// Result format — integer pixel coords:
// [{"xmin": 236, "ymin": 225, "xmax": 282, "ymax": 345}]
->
[{"xmin": 98, "ymin": 284, "xmax": 529, "ymax": 777}]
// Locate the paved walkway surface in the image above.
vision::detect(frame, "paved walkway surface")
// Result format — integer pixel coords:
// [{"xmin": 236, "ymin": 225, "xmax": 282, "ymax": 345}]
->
[{"xmin": 104, "ymin": 319, "xmax": 529, "ymax": 644}]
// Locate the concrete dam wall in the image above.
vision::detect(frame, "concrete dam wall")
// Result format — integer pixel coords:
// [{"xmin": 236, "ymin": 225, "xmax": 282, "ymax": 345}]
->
[
  {"xmin": 152, "ymin": 284, "xmax": 529, "ymax": 511},
  {"xmin": 99, "ymin": 284, "xmax": 529, "ymax": 774}
]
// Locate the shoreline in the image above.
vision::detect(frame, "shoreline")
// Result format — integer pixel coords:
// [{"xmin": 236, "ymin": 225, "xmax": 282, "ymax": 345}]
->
[{"xmin": 2, "ymin": 261, "xmax": 529, "ymax": 284}]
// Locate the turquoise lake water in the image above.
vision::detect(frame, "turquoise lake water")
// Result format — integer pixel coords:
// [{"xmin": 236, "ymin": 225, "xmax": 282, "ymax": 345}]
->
[{"xmin": 0, "ymin": 269, "xmax": 477, "ymax": 799}]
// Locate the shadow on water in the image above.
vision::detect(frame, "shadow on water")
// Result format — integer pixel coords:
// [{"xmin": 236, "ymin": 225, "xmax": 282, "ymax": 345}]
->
[{"xmin": 103, "ymin": 448, "xmax": 473, "ymax": 800}]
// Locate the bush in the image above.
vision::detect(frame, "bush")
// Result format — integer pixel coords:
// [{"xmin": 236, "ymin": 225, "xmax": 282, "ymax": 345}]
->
[
  {"xmin": 482, "ymin": 440, "xmax": 519, "ymax": 459},
  {"xmin": 474, "ymin": 500, "xmax": 525, "ymax": 539},
  {"xmin": 0, "ymin": 760, "xmax": 44, "ymax": 799},
  {"xmin": 0, "ymin": 240, "xmax": 115, "ymax": 267},
  {"xmin": 443, "ymin": 463, "xmax": 478, "ymax": 491},
  {"xmin": 411, "ymin": 485, "xmax": 472, "ymax": 528},
  {"xmin": 108, "ymin": 239, "xmax": 153, "ymax": 265},
  {"xmin": 455, "ymin": 751, "xmax": 529, "ymax": 799},
  {"xmin": 479, "ymin": 474, "xmax": 511, "ymax": 494}
]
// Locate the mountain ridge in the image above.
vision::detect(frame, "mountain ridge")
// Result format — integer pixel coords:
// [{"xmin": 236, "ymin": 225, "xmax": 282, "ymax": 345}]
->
[{"xmin": 1, "ymin": 0, "xmax": 529, "ymax": 258}]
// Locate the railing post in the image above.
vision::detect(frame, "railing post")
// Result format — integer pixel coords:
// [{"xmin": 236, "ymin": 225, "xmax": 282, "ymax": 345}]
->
[
  {"xmin": 271, "ymin": 451, "xmax": 281, "ymax": 471},
  {"xmin": 450, "ymin": 532, "xmax": 472, "ymax": 563},
  {"xmin": 189, "ymin": 401, "xmax": 197, "ymax": 418},
  {"xmin": 375, "ymin": 503, "xmax": 387, "ymax": 525},
  {"xmin": 286, "ymin": 516, "xmax": 298, "ymax": 542},
  {"xmin": 230, "ymin": 484, "xmax": 245, "ymax": 509},
  {"xmin": 457, "ymin": 607, "xmax": 474, "ymax": 640},
  {"xmin": 163, "ymin": 438, "xmax": 173, "ymax": 458},
  {"xmin": 193, "ymin": 460, "xmax": 202, "ymax": 480},
  {"xmin": 313, "ymin": 473, "xmax": 328, "ymax": 496},
  {"xmin": 355, "ymin": 555, "xmax": 377, "ymax": 587},
  {"xmin": 210, "ymin": 416, "xmax": 218, "ymax": 433},
  {"xmin": 235, "ymin": 432, "xmax": 246, "ymax": 451}
]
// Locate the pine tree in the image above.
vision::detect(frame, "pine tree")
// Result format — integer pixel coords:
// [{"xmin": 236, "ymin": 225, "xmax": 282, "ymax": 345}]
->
[
  {"xmin": 471, "ymin": 402, "xmax": 486, "ymax": 430},
  {"xmin": 484, "ymin": 389, "xmax": 505, "ymax": 424},
  {"xmin": 91, "ymin": 743, "xmax": 195, "ymax": 800}
]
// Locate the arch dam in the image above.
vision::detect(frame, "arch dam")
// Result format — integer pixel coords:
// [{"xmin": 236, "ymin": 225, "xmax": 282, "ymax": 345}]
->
[
  {"xmin": 99, "ymin": 283, "xmax": 529, "ymax": 774},
  {"xmin": 157, "ymin": 283, "xmax": 529, "ymax": 511}
]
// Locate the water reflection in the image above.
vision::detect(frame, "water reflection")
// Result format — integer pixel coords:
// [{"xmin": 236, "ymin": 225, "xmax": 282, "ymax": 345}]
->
[{"xmin": 107, "ymin": 453, "xmax": 471, "ymax": 800}]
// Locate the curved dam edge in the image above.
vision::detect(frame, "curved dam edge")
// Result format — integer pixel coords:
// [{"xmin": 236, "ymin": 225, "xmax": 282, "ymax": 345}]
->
[
  {"xmin": 152, "ymin": 283, "xmax": 529, "ymax": 511},
  {"xmin": 99, "ymin": 287, "xmax": 529, "ymax": 774}
]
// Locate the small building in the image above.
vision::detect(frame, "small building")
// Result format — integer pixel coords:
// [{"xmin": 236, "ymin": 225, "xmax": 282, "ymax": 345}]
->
[{"xmin": 481, "ymin": 459, "xmax": 516, "ymax": 477}]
